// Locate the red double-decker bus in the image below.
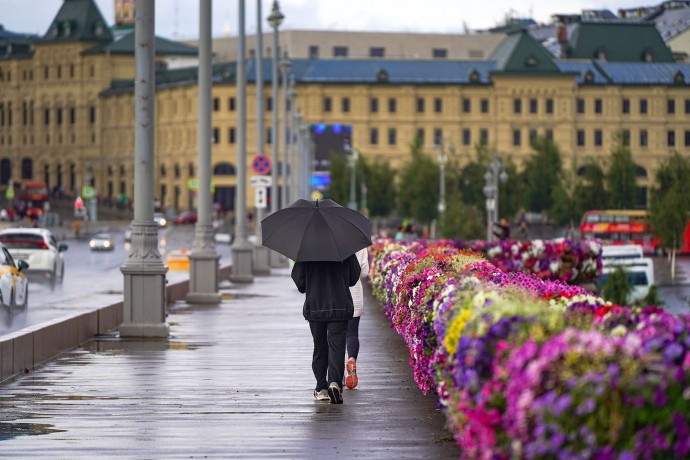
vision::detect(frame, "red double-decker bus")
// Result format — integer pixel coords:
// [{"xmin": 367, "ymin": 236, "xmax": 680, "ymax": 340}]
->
[
  {"xmin": 12, "ymin": 180, "xmax": 50, "ymax": 219},
  {"xmin": 580, "ymin": 209, "xmax": 690, "ymax": 255}
]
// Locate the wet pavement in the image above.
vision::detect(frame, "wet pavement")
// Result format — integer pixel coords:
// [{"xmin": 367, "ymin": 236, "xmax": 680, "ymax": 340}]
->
[{"xmin": 0, "ymin": 268, "xmax": 458, "ymax": 459}]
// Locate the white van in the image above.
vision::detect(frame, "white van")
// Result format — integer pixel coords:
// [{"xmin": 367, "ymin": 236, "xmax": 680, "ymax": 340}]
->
[
  {"xmin": 601, "ymin": 244, "xmax": 644, "ymax": 264},
  {"xmin": 599, "ymin": 257, "xmax": 655, "ymax": 303}
]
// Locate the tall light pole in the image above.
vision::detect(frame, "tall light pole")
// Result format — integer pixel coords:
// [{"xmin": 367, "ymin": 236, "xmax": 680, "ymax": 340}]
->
[
  {"xmin": 279, "ymin": 52, "xmax": 291, "ymax": 209},
  {"xmin": 267, "ymin": 0, "xmax": 283, "ymax": 212},
  {"xmin": 120, "ymin": 0, "xmax": 168, "ymax": 337},
  {"xmin": 252, "ymin": 0, "xmax": 271, "ymax": 276},
  {"xmin": 434, "ymin": 140, "xmax": 453, "ymax": 219},
  {"xmin": 482, "ymin": 151, "xmax": 508, "ymax": 241},
  {"xmin": 346, "ymin": 140, "xmax": 358, "ymax": 210},
  {"xmin": 286, "ymin": 76, "xmax": 297, "ymax": 204},
  {"xmin": 187, "ymin": 0, "xmax": 221, "ymax": 304},
  {"xmin": 230, "ymin": 0, "xmax": 254, "ymax": 283},
  {"xmin": 267, "ymin": 0, "xmax": 284, "ymax": 267}
]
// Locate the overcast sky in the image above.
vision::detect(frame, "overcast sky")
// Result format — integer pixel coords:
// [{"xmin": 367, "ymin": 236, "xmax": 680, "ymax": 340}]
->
[{"xmin": 2, "ymin": 0, "xmax": 649, "ymax": 40}]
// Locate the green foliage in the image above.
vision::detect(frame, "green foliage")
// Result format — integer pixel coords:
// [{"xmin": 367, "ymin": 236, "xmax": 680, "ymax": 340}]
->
[
  {"xmin": 439, "ymin": 159, "xmax": 485, "ymax": 240},
  {"xmin": 460, "ymin": 147, "xmax": 490, "ymax": 211},
  {"xmin": 649, "ymin": 152, "xmax": 690, "ymax": 251},
  {"xmin": 606, "ymin": 135, "xmax": 638, "ymax": 209},
  {"xmin": 601, "ymin": 266, "xmax": 633, "ymax": 305},
  {"xmin": 326, "ymin": 153, "xmax": 349, "ymax": 205},
  {"xmin": 549, "ymin": 157, "xmax": 579, "ymax": 226},
  {"xmin": 362, "ymin": 156, "xmax": 396, "ymax": 218},
  {"xmin": 573, "ymin": 158, "xmax": 609, "ymax": 214},
  {"xmin": 635, "ymin": 285, "xmax": 663, "ymax": 307},
  {"xmin": 397, "ymin": 140, "xmax": 440, "ymax": 226},
  {"xmin": 520, "ymin": 136, "xmax": 563, "ymax": 213}
]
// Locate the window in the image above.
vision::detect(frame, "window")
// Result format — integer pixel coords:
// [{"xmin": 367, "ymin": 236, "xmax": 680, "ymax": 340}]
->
[
  {"xmin": 388, "ymin": 98, "xmax": 397, "ymax": 113},
  {"xmin": 577, "ymin": 129, "xmax": 585, "ymax": 146},
  {"xmin": 432, "ymin": 48, "xmax": 448, "ymax": 58},
  {"xmin": 69, "ymin": 107, "xmax": 75, "ymax": 124},
  {"xmin": 267, "ymin": 127, "xmax": 272, "ymax": 144},
  {"xmin": 416, "ymin": 97, "xmax": 425, "ymax": 113},
  {"xmin": 622, "ymin": 98, "xmax": 630, "ymax": 114},
  {"xmin": 434, "ymin": 98, "xmax": 442, "ymax": 113},
  {"xmin": 341, "ymin": 97, "xmax": 350, "ymax": 113},
  {"xmin": 44, "ymin": 108, "xmax": 50, "ymax": 125},
  {"xmin": 529, "ymin": 98, "xmax": 538, "ymax": 114},
  {"xmin": 595, "ymin": 129, "xmax": 603, "ymax": 146},
  {"xmin": 89, "ymin": 106, "xmax": 95, "ymax": 123},
  {"xmin": 416, "ymin": 128, "xmax": 424, "ymax": 144},
  {"xmin": 213, "ymin": 97, "xmax": 219, "ymax": 111},
  {"xmin": 480, "ymin": 98, "xmax": 489, "ymax": 113},
  {"xmin": 622, "ymin": 129, "xmax": 631, "ymax": 146},
  {"xmin": 529, "ymin": 129, "xmax": 538, "ymax": 144},
  {"xmin": 513, "ymin": 129, "xmax": 521, "ymax": 146},
  {"xmin": 370, "ymin": 127, "xmax": 379, "ymax": 145},
  {"xmin": 228, "ymin": 97, "xmax": 236, "ymax": 111},
  {"xmin": 546, "ymin": 129, "xmax": 553, "ymax": 140},
  {"xmin": 668, "ymin": 130, "xmax": 676, "ymax": 147},
  {"xmin": 640, "ymin": 99, "xmax": 648, "ymax": 114},
  {"xmin": 308, "ymin": 45, "xmax": 319, "ymax": 59},
  {"xmin": 212, "ymin": 128, "xmax": 219, "ymax": 144},
  {"xmin": 228, "ymin": 127, "xmax": 236, "ymax": 144},
  {"xmin": 513, "ymin": 98, "xmax": 522, "ymax": 114},
  {"xmin": 56, "ymin": 108, "xmax": 62, "ymax": 125},
  {"xmin": 434, "ymin": 129, "xmax": 443, "ymax": 145},
  {"xmin": 267, "ymin": 97, "xmax": 273, "ymax": 112},
  {"xmin": 640, "ymin": 129, "xmax": 648, "ymax": 147},
  {"xmin": 576, "ymin": 98, "xmax": 585, "ymax": 114},
  {"xmin": 369, "ymin": 47, "xmax": 385, "ymax": 58},
  {"xmin": 333, "ymin": 46, "xmax": 348, "ymax": 57},
  {"xmin": 685, "ymin": 98, "xmax": 690, "ymax": 114},
  {"xmin": 668, "ymin": 99, "xmax": 676, "ymax": 114},
  {"xmin": 545, "ymin": 98, "xmax": 554, "ymax": 114},
  {"xmin": 480, "ymin": 128, "xmax": 488, "ymax": 146},
  {"xmin": 323, "ymin": 97, "xmax": 332, "ymax": 112},
  {"xmin": 685, "ymin": 130, "xmax": 690, "ymax": 147},
  {"xmin": 370, "ymin": 97, "xmax": 379, "ymax": 113},
  {"xmin": 388, "ymin": 128, "xmax": 397, "ymax": 145},
  {"xmin": 462, "ymin": 128, "xmax": 471, "ymax": 146},
  {"xmin": 595, "ymin": 98, "xmax": 602, "ymax": 114},
  {"xmin": 462, "ymin": 98, "xmax": 471, "ymax": 113}
]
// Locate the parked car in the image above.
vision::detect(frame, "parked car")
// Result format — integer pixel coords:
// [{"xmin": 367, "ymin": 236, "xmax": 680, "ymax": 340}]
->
[
  {"xmin": 89, "ymin": 233, "xmax": 115, "ymax": 251},
  {"xmin": 0, "ymin": 228, "xmax": 67, "ymax": 286},
  {"xmin": 0, "ymin": 242, "xmax": 29, "ymax": 315},
  {"xmin": 173, "ymin": 211, "xmax": 197, "ymax": 225},
  {"xmin": 153, "ymin": 212, "xmax": 167, "ymax": 228}
]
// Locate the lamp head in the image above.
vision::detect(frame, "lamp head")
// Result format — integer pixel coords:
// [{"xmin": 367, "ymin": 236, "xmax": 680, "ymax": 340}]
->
[{"xmin": 267, "ymin": 1, "xmax": 285, "ymax": 28}]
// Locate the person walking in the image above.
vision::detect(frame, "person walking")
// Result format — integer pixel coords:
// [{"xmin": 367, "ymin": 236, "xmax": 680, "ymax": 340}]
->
[
  {"xmin": 291, "ymin": 253, "xmax": 361, "ymax": 404},
  {"xmin": 344, "ymin": 247, "xmax": 369, "ymax": 390}
]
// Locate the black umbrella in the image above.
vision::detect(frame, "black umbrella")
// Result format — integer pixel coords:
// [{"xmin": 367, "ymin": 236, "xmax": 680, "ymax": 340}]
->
[{"xmin": 261, "ymin": 199, "xmax": 372, "ymax": 262}]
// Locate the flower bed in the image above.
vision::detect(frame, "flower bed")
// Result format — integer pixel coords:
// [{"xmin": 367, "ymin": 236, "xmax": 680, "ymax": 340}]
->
[
  {"xmin": 369, "ymin": 240, "xmax": 690, "ymax": 459},
  {"xmin": 434, "ymin": 238, "xmax": 602, "ymax": 285}
]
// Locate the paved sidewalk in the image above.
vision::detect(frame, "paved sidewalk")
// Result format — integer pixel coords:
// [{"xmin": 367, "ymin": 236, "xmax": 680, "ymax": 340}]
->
[{"xmin": 0, "ymin": 268, "xmax": 458, "ymax": 459}]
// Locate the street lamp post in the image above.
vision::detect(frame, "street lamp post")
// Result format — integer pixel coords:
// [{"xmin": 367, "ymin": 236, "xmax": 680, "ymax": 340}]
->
[
  {"xmin": 347, "ymin": 143, "xmax": 358, "ymax": 211},
  {"xmin": 286, "ymin": 77, "xmax": 296, "ymax": 203},
  {"xmin": 279, "ymin": 52, "xmax": 291, "ymax": 209},
  {"xmin": 482, "ymin": 151, "xmax": 508, "ymax": 241}
]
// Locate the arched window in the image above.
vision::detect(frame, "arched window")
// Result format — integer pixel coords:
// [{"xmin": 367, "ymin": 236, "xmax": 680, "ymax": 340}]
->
[
  {"xmin": 0, "ymin": 159, "xmax": 11, "ymax": 185},
  {"xmin": 213, "ymin": 162, "xmax": 236, "ymax": 175},
  {"xmin": 160, "ymin": 164, "xmax": 167, "ymax": 177},
  {"xmin": 635, "ymin": 165, "xmax": 647, "ymax": 178},
  {"xmin": 188, "ymin": 163, "xmax": 195, "ymax": 177},
  {"xmin": 174, "ymin": 163, "xmax": 181, "ymax": 178}
]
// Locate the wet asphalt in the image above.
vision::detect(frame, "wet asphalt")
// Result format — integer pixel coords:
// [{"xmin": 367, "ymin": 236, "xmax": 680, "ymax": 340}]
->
[{"xmin": 0, "ymin": 268, "xmax": 458, "ymax": 459}]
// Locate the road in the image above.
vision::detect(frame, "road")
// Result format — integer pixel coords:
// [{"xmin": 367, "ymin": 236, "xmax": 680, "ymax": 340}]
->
[{"xmin": 0, "ymin": 223, "xmax": 232, "ymax": 335}]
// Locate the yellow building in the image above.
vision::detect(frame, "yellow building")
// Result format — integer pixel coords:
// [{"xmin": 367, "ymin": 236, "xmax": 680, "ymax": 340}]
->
[{"xmin": 3, "ymin": 0, "xmax": 690, "ymax": 214}]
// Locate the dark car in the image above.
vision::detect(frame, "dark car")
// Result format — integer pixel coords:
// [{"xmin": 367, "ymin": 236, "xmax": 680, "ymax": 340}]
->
[{"xmin": 173, "ymin": 211, "xmax": 197, "ymax": 225}]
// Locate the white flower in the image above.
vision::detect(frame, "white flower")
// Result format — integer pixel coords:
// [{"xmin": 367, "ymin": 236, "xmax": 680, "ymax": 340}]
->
[
  {"xmin": 549, "ymin": 260, "xmax": 562, "ymax": 273},
  {"xmin": 611, "ymin": 325, "xmax": 627, "ymax": 337}
]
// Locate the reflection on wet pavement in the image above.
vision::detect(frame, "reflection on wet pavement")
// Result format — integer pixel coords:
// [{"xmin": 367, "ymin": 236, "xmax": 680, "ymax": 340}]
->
[{"xmin": 0, "ymin": 423, "xmax": 65, "ymax": 440}]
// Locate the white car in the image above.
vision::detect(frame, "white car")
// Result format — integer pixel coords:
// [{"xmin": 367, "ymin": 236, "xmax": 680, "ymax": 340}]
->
[
  {"xmin": 89, "ymin": 233, "xmax": 115, "ymax": 251},
  {"xmin": 0, "ymin": 228, "xmax": 68, "ymax": 286},
  {"xmin": 0, "ymin": 242, "xmax": 29, "ymax": 315},
  {"xmin": 154, "ymin": 212, "xmax": 167, "ymax": 228}
]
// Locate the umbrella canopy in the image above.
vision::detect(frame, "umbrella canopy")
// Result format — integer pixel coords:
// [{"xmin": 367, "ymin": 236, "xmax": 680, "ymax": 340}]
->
[{"xmin": 261, "ymin": 199, "xmax": 372, "ymax": 262}]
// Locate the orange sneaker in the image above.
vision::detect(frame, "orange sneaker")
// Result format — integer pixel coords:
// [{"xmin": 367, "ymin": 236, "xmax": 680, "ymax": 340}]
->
[{"xmin": 345, "ymin": 357, "xmax": 358, "ymax": 389}]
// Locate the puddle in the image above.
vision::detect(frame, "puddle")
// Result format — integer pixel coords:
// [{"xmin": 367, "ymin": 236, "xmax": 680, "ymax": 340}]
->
[{"xmin": 0, "ymin": 422, "xmax": 65, "ymax": 440}]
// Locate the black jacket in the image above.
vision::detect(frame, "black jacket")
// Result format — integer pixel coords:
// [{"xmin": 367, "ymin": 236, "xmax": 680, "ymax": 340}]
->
[{"xmin": 291, "ymin": 254, "xmax": 361, "ymax": 322}]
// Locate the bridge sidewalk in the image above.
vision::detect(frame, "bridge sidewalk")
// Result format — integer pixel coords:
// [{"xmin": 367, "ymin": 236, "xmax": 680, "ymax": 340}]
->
[{"xmin": 0, "ymin": 268, "xmax": 458, "ymax": 459}]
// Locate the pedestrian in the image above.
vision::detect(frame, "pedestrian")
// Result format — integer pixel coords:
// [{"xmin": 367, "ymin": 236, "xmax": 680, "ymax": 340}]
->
[
  {"xmin": 394, "ymin": 225, "xmax": 404, "ymax": 241},
  {"xmin": 493, "ymin": 218, "xmax": 511, "ymax": 241},
  {"xmin": 291, "ymin": 253, "xmax": 361, "ymax": 404},
  {"xmin": 344, "ymin": 247, "xmax": 369, "ymax": 390}
]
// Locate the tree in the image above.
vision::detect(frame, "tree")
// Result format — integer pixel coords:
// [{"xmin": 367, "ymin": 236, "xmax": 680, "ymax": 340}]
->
[
  {"xmin": 605, "ymin": 135, "xmax": 637, "ymax": 209},
  {"xmin": 520, "ymin": 136, "xmax": 563, "ymax": 213},
  {"xmin": 649, "ymin": 152, "xmax": 690, "ymax": 279},
  {"xmin": 397, "ymin": 139, "xmax": 439, "ymax": 227},
  {"xmin": 549, "ymin": 157, "xmax": 579, "ymax": 227},
  {"xmin": 325, "ymin": 152, "xmax": 349, "ymax": 205},
  {"xmin": 439, "ymin": 157, "xmax": 485, "ymax": 240},
  {"xmin": 361, "ymin": 156, "xmax": 396, "ymax": 219},
  {"xmin": 573, "ymin": 158, "xmax": 609, "ymax": 215},
  {"xmin": 601, "ymin": 266, "xmax": 633, "ymax": 305}
]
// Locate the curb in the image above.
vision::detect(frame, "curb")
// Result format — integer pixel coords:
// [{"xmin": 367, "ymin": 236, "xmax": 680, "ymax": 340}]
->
[{"xmin": 0, "ymin": 264, "xmax": 232, "ymax": 384}]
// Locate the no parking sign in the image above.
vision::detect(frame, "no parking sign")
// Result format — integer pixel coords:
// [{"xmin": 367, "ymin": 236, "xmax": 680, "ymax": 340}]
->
[{"xmin": 251, "ymin": 154, "xmax": 272, "ymax": 175}]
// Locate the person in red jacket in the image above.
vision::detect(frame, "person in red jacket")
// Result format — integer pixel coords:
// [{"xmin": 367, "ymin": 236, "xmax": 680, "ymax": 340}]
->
[{"xmin": 291, "ymin": 253, "xmax": 361, "ymax": 404}]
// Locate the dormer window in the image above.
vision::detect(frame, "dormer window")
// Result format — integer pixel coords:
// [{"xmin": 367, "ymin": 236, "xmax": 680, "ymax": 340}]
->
[
  {"xmin": 674, "ymin": 70, "xmax": 685, "ymax": 85},
  {"xmin": 376, "ymin": 68, "xmax": 388, "ymax": 83},
  {"xmin": 468, "ymin": 69, "xmax": 480, "ymax": 83},
  {"xmin": 50, "ymin": 24, "xmax": 58, "ymax": 38},
  {"xmin": 525, "ymin": 55, "xmax": 538, "ymax": 67},
  {"xmin": 94, "ymin": 22, "xmax": 105, "ymax": 36},
  {"xmin": 583, "ymin": 70, "xmax": 595, "ymax": 84},
  {"xmin": 643, "ymin": 48, "xmax": 654, "ymax": 62},
  {"xmin": 596, "ymin": 47, "xmax": 606, "ymax": 61},
  {"xmin": 63, "ymin": 21, "xmax": 72, "ymax": 37}
]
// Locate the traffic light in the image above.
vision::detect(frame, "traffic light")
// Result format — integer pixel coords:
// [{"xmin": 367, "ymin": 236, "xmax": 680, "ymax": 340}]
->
[{"xmin": 74, "ymin": 196, "xmax": 86, "ymax": 217}]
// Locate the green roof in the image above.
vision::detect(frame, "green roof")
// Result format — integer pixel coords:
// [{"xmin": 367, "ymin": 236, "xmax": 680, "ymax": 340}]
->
[
  {"xmin": 568, "ymin": 22, "xmax": 675, "ymax": 62},
  {"xmin": 489, "ymin": 29, "xmax": 561, "ymax": 74},
  {"xmin": 40, "ymin": 0, "xmax": 112, "ymax": 43},
  {"xmin": 84, "ymin": 31, "xmax": 198, "ymax": 56}
]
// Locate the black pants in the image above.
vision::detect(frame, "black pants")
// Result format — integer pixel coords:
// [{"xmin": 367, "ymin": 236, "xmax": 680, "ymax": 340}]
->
[
  {"xmin": 309, "ymin": 320, "xmax": 348, "ymax": 392},
  {"xmin": 346, "ymin": 316, "xmax": 360, "ymax": 360}
]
